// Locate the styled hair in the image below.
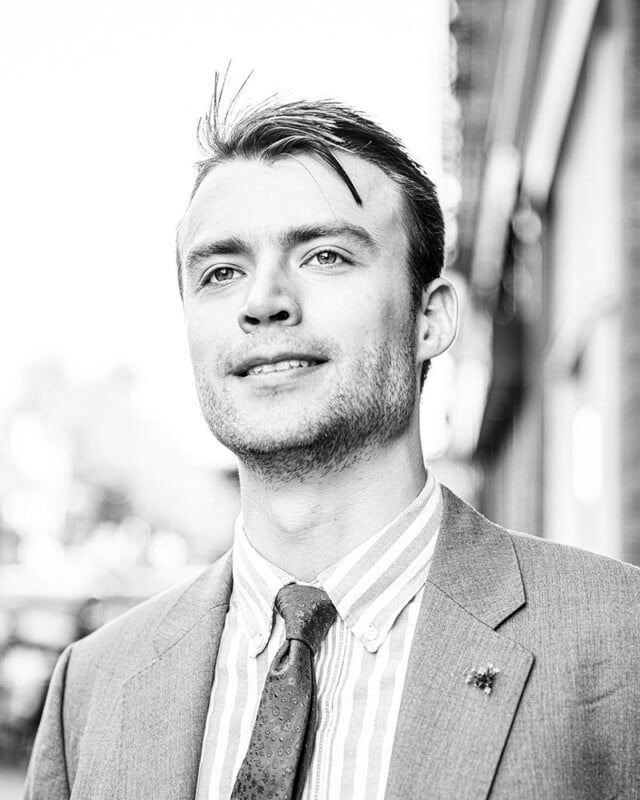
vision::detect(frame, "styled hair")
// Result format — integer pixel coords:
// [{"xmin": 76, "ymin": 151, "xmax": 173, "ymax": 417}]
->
[{"xmin": 178, "ymin": 75, "xmax": 446, "ymax": 385}]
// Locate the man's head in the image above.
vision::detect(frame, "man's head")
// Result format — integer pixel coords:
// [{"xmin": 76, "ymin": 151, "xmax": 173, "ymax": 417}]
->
[
  {"xmin": 177, "ymin": 91, "xmax": 457, "ymax": 480},
  {"xmin": 178, "ymin": 96, "xmax": 445, "ymax": 330}
]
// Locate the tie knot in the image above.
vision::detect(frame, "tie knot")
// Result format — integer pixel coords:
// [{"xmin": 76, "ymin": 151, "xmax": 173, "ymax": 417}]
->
[{"xmin": 275, "ymin": 584, "xmax": 336, "ymax": 653}]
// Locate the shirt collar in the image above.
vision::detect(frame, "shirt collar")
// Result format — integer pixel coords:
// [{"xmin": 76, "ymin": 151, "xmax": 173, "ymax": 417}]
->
[
  {"xmin": 232, "ymin": 517, "xmax": 295, "ymax": 656},
  {"xmin": 320, "ymin": 471, "xmax": 442, "ymax": 652},
  {"xmin": 232, "ymin": 470, "xmax": 442, "ymax": 656}
]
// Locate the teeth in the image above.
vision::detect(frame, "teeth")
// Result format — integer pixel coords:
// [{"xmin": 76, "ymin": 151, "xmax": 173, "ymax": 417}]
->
[{"xmin": 247, "ymin": 359, "xmax": 316, "ymax": 376}]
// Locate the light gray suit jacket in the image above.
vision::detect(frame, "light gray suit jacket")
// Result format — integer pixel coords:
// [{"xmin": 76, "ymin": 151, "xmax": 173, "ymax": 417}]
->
[{"xmin": 24, "ymin": 487, "xmax": 640, "ymax": 799}]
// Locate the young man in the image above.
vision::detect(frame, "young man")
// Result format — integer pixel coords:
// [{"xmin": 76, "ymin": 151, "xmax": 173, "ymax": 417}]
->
[{"xmin": 25, "ymin": 96, "xmax": 640, "ymax": 800}]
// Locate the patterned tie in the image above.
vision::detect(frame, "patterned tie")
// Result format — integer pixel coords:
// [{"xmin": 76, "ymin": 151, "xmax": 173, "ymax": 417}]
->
[{"xmin": 231, "ymin": 583, "xmax": 337, "ymax": 800}]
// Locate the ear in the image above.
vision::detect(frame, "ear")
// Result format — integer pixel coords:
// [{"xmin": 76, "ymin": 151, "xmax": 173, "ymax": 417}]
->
[{"xmin": 416, "ymin": 277, "xmax": 459, "ymax": 363}]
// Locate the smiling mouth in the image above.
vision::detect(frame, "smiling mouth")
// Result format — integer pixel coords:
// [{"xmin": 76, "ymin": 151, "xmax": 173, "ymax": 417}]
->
[{"xmin": 245, "ymin": 358, "xmax": 322, "ymax": 377}]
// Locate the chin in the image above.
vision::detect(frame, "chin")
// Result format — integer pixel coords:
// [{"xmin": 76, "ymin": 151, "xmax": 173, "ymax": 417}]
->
[{"xmin": 213, "ymin": 415, "xmax": 322, "ymax": 456}]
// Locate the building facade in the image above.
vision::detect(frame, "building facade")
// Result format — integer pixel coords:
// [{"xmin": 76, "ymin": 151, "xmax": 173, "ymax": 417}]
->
[{"xmin": 455, "ymin": 0, "xmax": 640, "ymax": 563}]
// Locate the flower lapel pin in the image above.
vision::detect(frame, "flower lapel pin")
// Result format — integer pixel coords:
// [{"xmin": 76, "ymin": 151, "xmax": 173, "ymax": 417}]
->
[{"xmin": 465, "ymin": 663, "xmax": 500, "ymax": 695}]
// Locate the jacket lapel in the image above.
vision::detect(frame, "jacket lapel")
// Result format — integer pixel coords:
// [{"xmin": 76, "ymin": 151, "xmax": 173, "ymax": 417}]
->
[
  {"xmin": 385, "ymin": 487, "xmax": 535, "ymax": 800},
  {"xmin": 116, "ymin": 554, "xmax": 233, "ymax": 800}
]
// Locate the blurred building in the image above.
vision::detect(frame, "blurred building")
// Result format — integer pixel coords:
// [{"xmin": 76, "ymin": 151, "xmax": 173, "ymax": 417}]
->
[{"xmin": 454, "ymin": 0, "xmax": 640, "ymax": 563}]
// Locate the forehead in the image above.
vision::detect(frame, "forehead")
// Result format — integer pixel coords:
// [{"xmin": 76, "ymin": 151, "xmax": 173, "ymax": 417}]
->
[{"xmin": 178, "ymin": 152, "xmax": 406, "ymax": 254}]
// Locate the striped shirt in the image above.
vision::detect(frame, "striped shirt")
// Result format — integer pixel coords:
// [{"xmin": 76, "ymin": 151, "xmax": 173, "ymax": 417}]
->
[{"xmin": 196, "ymin": 472, "xmax": 442, "ymax": 800}]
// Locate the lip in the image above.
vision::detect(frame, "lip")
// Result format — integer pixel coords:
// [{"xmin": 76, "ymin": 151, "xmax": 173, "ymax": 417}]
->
[{"xmin": 232, "ymin": 352, "xmax": 328, "ymax": 377}]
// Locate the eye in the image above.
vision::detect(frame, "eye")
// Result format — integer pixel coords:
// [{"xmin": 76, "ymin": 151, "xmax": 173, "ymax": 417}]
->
[
  {"xmin": 304, "ymin": 249, "xmax": 347, "ymax": 268},
  {"xmin": 205, "ymin": 266, "xmax": 244, "ymax": 284}
]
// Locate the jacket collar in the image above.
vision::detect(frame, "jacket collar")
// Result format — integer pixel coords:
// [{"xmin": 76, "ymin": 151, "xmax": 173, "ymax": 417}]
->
[
  {"xmin": 427, "ymin": 485, "xmax": 526, "ymax": 628},
  {"xmin": 152, "ymin": 550, "xmax": 233, "ymax": 657}
]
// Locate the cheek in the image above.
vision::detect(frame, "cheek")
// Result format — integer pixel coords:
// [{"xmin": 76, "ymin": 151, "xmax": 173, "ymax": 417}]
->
[
  {"xmin": 315, "ymin": 276, "xmax": 406, "ymax": 347},
  {"xmin": 355, "ymin": 282, "xmax": 410, "ymax": 338},
  {"xmin": 184, "ymin": 308, "xmax": 226, "ymax": 365}
]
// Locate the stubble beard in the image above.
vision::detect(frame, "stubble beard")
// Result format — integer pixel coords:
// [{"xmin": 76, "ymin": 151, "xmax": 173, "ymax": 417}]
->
[{"xmin": 194, "ymin": 325, "xmax": 419, "ymax": 484}]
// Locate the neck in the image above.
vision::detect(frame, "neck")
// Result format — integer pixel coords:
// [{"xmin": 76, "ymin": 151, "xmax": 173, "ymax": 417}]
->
[{"xmin": 238, "ymin": 422, "xmax": 427, "ymax": 581}]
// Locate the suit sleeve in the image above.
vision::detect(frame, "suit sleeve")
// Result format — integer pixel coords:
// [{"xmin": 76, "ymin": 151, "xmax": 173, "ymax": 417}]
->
[{"xmin": 23, "ymin": 644, "xmax": 73, "ymax": 800}]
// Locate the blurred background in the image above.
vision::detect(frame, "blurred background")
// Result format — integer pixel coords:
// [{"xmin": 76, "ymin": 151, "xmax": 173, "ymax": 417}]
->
[{"xmin": 1, "ymin": 0, "xmax": 638, "ymax": 791}]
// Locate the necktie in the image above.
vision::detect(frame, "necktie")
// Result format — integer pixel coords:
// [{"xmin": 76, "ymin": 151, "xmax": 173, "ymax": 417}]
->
[{"xmin": 231, "ymin": 583, "xmax": 337, "ymax": 800}]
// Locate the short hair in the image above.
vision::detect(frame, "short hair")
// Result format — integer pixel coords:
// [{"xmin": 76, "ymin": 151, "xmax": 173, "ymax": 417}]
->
[{"xmin": 178, "ymin": 80, "xmax": 446, "ymax": 386}]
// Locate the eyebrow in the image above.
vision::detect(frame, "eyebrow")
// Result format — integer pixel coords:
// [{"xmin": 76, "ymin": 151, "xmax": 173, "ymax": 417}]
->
[
  {"xmin": 277, "ymin": 223, "xmax": 378, "ymax": 252},
  {"xmin": 184, "ymin": 236, "xmax": 251, "ymax": 274},
  {"xmin": 183, "ymin": 222, "xmax": 378, "ymax": 274}
]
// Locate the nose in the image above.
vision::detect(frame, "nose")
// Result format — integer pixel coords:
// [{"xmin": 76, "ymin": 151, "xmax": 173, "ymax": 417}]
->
[{"xmin": 237, "ymin": 265, "xmax": 302, "ymax": 333}]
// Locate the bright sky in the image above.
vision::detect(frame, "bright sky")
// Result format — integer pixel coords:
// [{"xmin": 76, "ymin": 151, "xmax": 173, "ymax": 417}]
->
[{"xmin": 1, "ymin": 0, "xmax": 449, "ymax": 467}]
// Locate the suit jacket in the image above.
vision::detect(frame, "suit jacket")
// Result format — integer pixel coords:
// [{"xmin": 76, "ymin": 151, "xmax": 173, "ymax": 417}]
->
[{"xmin": 24, "ymin": 487, "xmax": 640, "ymax": 799}]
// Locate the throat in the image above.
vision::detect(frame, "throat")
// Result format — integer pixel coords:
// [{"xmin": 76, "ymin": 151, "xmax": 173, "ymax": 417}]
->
[{"xmin": 238, "ymin": 446, "xmax": 427, "ymax": 581}]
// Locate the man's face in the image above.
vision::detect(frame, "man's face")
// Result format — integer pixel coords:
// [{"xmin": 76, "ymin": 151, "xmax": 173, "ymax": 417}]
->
[{"xmin": 178, "ymin": 152, "xmax": 422, "ymax": 478}]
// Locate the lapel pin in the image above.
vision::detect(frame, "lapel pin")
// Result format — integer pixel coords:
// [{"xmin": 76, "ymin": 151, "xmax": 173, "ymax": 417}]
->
[{"xmin": 465, "ymin": 663, "xmax": 500, "ymax": 695}]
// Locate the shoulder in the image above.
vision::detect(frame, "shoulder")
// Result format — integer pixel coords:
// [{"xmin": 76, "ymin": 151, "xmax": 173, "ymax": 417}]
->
[
  {"xmin": 441, "ymin": 483, "xmax": 640, "ymax": 591},
  {"xmin": 68, "ymin": 550, "xmax": 232, "ymax": 682},
  {"xmin": 507, "ymin": 524, "xmax": 640, "ymax": 594},
  {"xmin": 439, "ymin": 484, "xmax": 640, "ymax": 630},
  {"xmin": 47, "ymin": 552, "xmax": 232, "ymax": 778},
  {"xmin": 505, "ymin": 528, "xmax": 640, "ymax": 647}
]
